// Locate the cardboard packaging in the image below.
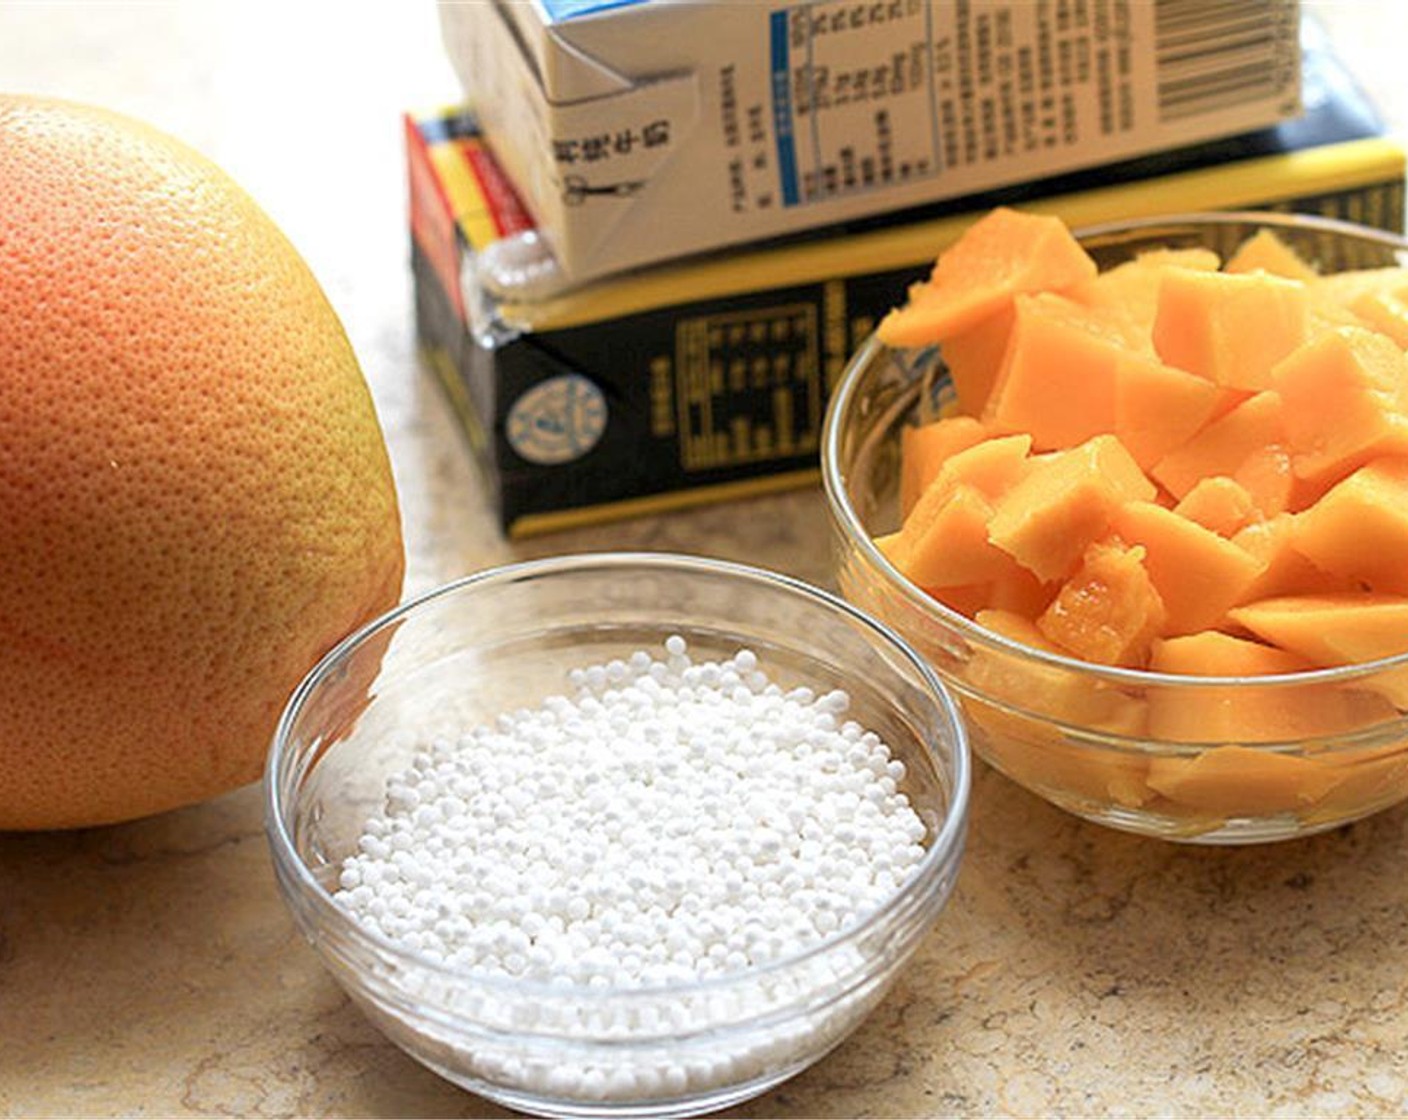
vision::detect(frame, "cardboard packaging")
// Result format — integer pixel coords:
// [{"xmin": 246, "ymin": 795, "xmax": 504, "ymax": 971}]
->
[
  {"xmin": 408, "ymin": 28, "xmax": 1404, "ymax": 538},
  {"xmin": 439, "ymin": 0, "xmax": 1304, "ymax": 286}
]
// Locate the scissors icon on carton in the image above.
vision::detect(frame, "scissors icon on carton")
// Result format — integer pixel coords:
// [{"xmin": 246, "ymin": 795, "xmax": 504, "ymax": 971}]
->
[{"xmin": 561, "ymin": 175, "xmax": 646, "ymax": 206}]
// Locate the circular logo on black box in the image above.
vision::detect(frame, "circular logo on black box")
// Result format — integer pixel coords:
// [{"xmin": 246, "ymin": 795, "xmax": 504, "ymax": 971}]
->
[{"xmin": 506, "ymin": 374, "xmax": 608, "ymax": 465}]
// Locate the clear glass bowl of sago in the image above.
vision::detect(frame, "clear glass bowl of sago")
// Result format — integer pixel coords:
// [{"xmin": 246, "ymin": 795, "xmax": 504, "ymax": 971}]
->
[
  {"xmin": 822, "ymin": 210, "xmax": 1408, "ymax": 845},
  {"xmin": 264, "ymin": 551, "xmax": 969, "ymax": 1118}
]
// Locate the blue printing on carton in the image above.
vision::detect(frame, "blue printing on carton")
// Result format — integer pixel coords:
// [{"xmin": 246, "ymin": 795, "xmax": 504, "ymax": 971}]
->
[
  {"xmin": 769, "ymin": 10, "xmax": 801, "ymax": 206},
  {"xmin": 540, "ymin": 0, "xmax": 645, "ymax": 22}
]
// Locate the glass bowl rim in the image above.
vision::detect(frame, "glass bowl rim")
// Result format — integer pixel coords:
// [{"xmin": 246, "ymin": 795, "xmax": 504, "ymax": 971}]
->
[
  {"xmin": 820, "ymin": 210, "xmax": 1408, "ymax": 694},
  {"xmin": 1072, "ymin": 208, "xmax": 1408, "ymax": 253},
  {"xmin": 263, "ymin": 550, "xmax": 972, "ymax": 1005}
]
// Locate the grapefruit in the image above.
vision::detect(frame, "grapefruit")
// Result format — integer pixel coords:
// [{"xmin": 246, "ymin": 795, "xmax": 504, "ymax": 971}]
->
[{"xmin": 0, "ymin": 95, "xmax": 405, "ymax": 829}]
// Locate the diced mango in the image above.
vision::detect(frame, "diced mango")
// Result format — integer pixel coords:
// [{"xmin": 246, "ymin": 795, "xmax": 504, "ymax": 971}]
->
[
  {"xmin": 1313, "ymin": 266, "xmax": 1408, "ymax": 323},
  {"xmin": 1291, "ymin": 458, "xmax": 1408, "ymax": 595},
  {"xmin": 891, "ymin": 433, "xmax": 1042, "ymax": 596},
  {"xmin": 1151, "ymin": 390, "xmax": 1287, "ymax": 501},
  {"xmin": 1270, "ymin": 326, "xmax": 1408, "ymax": 484},
  {"xmin": 1037, "ymin": 539, "xmax": 1166, "ymax": 667},
  {"xmin": 899, "ymin": 415, "xmax": 989, "ymax": 516},
  {"xmin": 969, "ymin": 705, "xmax": 1155, "ymax": 810},
  {"xmin": 926, "ymin": 433, "xmax": 1033, "ymax": 502},
  {"xmin": 1111, "ymin": 354, "xmax": 1224, "ymax": 471},
  {"xmin": 915, "ymin": 569, "xmax": 1056, "ymax": 622},
  {"xmin": 921, "ymin": 581, "xmax": 998, "ymax": 619},
  {"xmin": 988, "ymin": 434, "xmax": 1155, "ymax": 583},
  {"xmin": 982, "ymin": 290, "xmax": 1223, "ymax": 467},
  {"xmin": 1347, "ymin": 286, "xmax": 1408, "ymax": 348},
  {"xmin": 1146, "ymin": 630, "xmax": 1385, "ymax": 742},
  {"xmin": 963, "ymin": 697, "xmax": 1154, "ymax": 809},
  {"xmin": 877, "ymin": 207, "xmax": 1097, "ymax": 346},
  {"xmin": 1302, "ymin": 743, "xmax": 1408, "ymax": 827},
  {"xmin": 1072, "ymin": 247, "xmax": 1220, "ymax": 346},
  {"xmin": 1228, "ymin": 593, "xmax": 1408, "ymax": 703},
  {"xmin": 874, "ymin": 529, "xmax": 908, "ymax": 569},
  {"xmin": 1153, "ymin": 268, "xmax": 1309, "ymax": 391},
  {"xmin": 941, "ymin": 307, "xmax": 1015, "ymax": 416},
  {"xmin": 895, "ymin": 484, "xmax": 1011, "ymax": 589},
  {"xmin": 899, "ymin": 433, "xmax": 1032, "ymax": 550},
  {"xmin": 875, "ymin": 212, "xmax": 1408, "ymax": 826},
  {"xmin": 1152, "ymin": 629, "xmax": 1311, "ymax": 677},
  {"xmin": 975, "ymin": 606, "xmax": 1055, "ymax": 650},
  {"xmin": 1224, "ymin": 229, "xmax": 1319, "ymax": 281},
  {"xmin": 1111, "ymin": 501, "xmax": 1266, "ymax": 635},
  {"xmin": 1233, "ymin": 442, "xmax": 1303, "ymax": 518},
  {"xmin": 968, "ymin": 609, "xmax": 1150, "ymax": 738},
  {"xmin": 964, "ymin": 609, "xmax": 1153, "ymax": 805},
  {"xmin": 1232, "ymin": 513, "xmax": 1359, "ymax": 604},
  {"xmin": 1146, "ymin": 746, "xmax": 1342, "ymax": 817},
  {"xmin": 1173, "ymin": 475, "xmax": 1256, "ymax": 537},
  {"xmin": 1135, "ymin": 247, "xmax": 1224, "ymax": 271},
  {"xmin": 983, "ymin": 294, "xmax": 1125, "ymax": 450},
  {"xmin": 984, "ymin": 565, "xmax": 1057, "ymax": 617}
]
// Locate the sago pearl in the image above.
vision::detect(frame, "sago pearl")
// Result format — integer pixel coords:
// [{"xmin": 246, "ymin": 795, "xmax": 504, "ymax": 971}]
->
[{"xmin": 332, "ymin": 636, "xmax": 931, "ymax": 1101}]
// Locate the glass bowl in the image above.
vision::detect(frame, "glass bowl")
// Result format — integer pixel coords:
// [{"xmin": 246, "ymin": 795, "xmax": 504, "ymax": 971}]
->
[
  {"xmin": 264, "ymin": 552, "xmax": 969, "ymax": 1117},
  {"xmin": 822, "ymin": 211, "xmax": 1408, "ymax": 845}
]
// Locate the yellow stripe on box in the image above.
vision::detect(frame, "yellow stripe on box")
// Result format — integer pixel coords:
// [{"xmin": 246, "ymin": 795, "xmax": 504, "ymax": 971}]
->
[
  {"xmin": 506, "ymin": 469, "xmax": 823, "ymax": 539},
  {"xmin": 428, "ymin": 141, "xmax": 499, "ymax": 254},
  {"xmin": 499, "ymin": 138, "xmax": 1406, "ymax": 333}
]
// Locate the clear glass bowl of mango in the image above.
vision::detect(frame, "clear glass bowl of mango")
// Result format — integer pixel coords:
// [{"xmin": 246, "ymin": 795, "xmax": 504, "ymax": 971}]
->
[{"xmin": 823, "ymin": 210, "xmax": 1408, "ymax": 843}]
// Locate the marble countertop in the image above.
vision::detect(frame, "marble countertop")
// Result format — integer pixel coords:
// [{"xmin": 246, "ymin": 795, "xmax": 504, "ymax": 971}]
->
[{"xmin": 5, "ymin": 3, "xmax": 1408, "ymax": 1116}]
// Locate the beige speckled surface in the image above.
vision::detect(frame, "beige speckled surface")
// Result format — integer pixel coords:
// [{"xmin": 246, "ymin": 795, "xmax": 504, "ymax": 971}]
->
[{"xmin": 4, "ymin": 3, "xmax": 1408, "ymax": 1117}]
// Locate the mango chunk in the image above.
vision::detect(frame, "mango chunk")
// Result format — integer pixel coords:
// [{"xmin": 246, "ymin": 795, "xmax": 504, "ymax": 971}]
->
[
  {"xmin": 1302, "ymin": 743, "xmax": 1408, "ymax": 827},
  {"xmin": 1292, "ymin": 458, "xmax": 1408, "ymax": 595},
  {"xmin": 941, "ymin": 307, "xmax": 1015, "ymax": 416},
  {"xmin": 1224, "ymin": 229, "xmax": 1319, "ymax": 281},
  {"xmin": 1232, "ymin": 513, "xmax": 1359, "ymax": 604},
  {"xmin": 924, "ymin": 569, "xmax": 1054, "ymax": 620},
  {"xmin": 1146, "ymin": 746, "xmax": 1341, "ymax": 817},
  {"xmin": 1037, "ymin": 540, "xmax": 1166, "ymax": 667},
  {"xmin": 1152, "ymin": 629, "xmax": 1312, "ymax": 677},
  {"xmin": 989, "ymin": 434, "xmax": 1156, "ymax": 583},
  {"xmin": 966, "ymin": 608, "xmax": 1152, "ymax": 806},
  {"xmin": 927, "ymin": 432, "xmax": 1033, "ymax": 502},
  {"xmin": 1271, "ymin": 326, "xmax": 1408, "ymax": 484},
  {"xmin": 899, "ymin": 415, "xmax": 989, "ymax": 515},
  {"xmin": 963, "ymin": 696, "xmax": 1154, "ymax": 809},
  {"xmin": 1153, "ymin": 268, "xmax": 1309, "ymax": 391},
  {"xmin": 877, "ymin": 207, "xmax": 1097, "ymax": 346},
  {"xmin": 1151, "ymin": 390, "xmax": 1288, "ymax": 503},
  {"xmin": 895, "ymin": 484, "xmax": 1010, "ymax": 589},
  {"xmin": 1228, "ymin": 593, "xmax": 1408, "ymax": 701},
  {"xmin": 1313, "ymin": 266, "xmax": 1408, "ymax": 327},
  {"xmin": 921, "ymin": 581, "xmax": 999, "ymax": 619},
  {"xmin": 970, "ymin": 707, "xmax": 1155, "ymax": 810},
  {"xmin": 1111, "ymin": 355, "xmax": 1224, "ymax": 471},
  {"xmin": 901, "ymin": 432, "xmax": 1032, "ymax": 540},
  {"xmin": 1233, "ymin": 441, "xmax": 1303, "ymax": 518},
  {"xmin": 983, "ymin": 291, "xmax": 1222, "ymax": 467},
  {"xmin": 1347, "ymin": 286, "xmax": 1408, "ymax": 348},
  {"xmin": 1072, "ymin": 247, "xmax": 1221, "ymax": 346},
  {"xmin": 1146, "ymin": 630, "xmax": 1386, "ymax": 743},
  {"xmin": 1173, "ymin": 475, "xmax": 1256, "ymax": 537},
  {"xmin": 968, "ymin": 609, "xmax": 1148, "ymax": 736},
  {"xmin": 1111, "ymin": 501, "xmax": 1266, "ymax": 635},
  {"xmin": 984, "ymin": 565, "xmax": 1057, "ymax": 616},
  {"xmin": 983, "ymin": 294, "xmax": 1125, "ymax": 450}
]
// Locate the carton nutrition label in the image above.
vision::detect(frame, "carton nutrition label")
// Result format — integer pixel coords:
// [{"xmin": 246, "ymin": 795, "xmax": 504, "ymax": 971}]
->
[
  {"xmin": 672, "ymin": 306, "xmax": 823, "ymax": 471},
  {"xmin": 743, "ymin": 0, "xmax": 1299, "ymax": 211},
  {"xmin": 448, "ymin": 0, "xmax": 1301, "ymax": 285}
]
